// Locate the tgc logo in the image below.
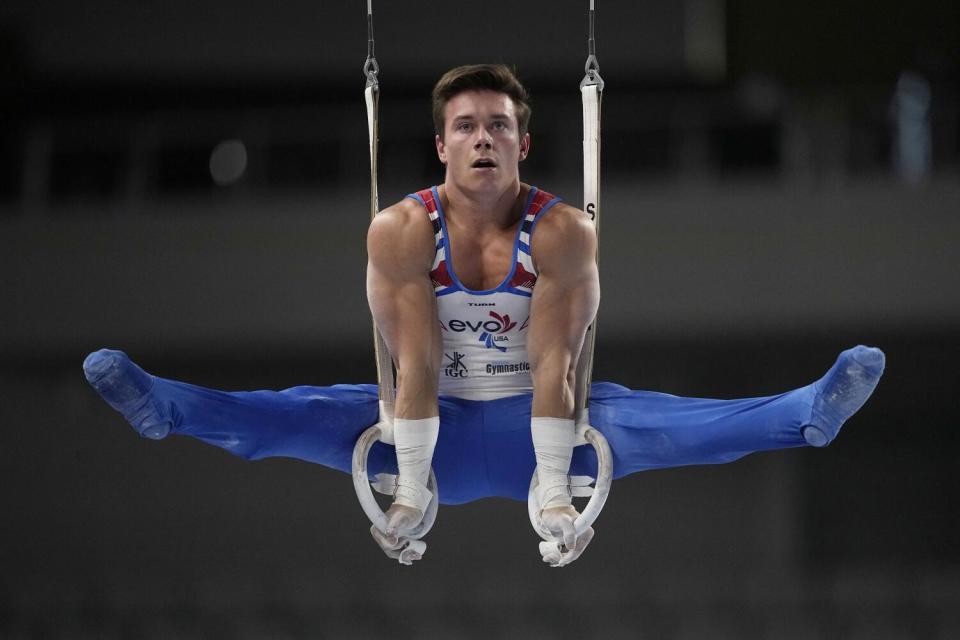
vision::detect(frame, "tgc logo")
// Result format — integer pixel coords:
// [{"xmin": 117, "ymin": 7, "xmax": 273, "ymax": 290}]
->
[
  {"xmin": 446, "ymin": 311, "xmax": 518, "ymax": 352},
  {"xmin": 444, "ymin": 351, "xmax": 468, "ymax": 377}
]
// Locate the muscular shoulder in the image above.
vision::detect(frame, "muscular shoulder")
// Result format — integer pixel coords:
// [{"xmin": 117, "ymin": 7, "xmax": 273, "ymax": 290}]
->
[
  {"xmin": 530, "ymin": 202, "xmax": 597, "ymax": 275},
  {"xmin": 367, "ymin": 196, "xmax": 435, "ymax": 274}
]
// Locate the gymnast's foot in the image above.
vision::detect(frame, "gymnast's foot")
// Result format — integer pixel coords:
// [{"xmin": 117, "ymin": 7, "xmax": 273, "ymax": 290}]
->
[
  {"xmin": 802, "ymin": 345, "xmax": 886, "ymax": 447},
  {"xmin": 83, "ymin": 349, "xmax": 173, "ymax": 440}
]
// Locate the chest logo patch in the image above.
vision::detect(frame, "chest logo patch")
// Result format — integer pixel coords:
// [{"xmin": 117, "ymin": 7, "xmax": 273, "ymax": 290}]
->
[{"xmin": 442, "ymin": 311, "xmax": 524, "ymax": 353}]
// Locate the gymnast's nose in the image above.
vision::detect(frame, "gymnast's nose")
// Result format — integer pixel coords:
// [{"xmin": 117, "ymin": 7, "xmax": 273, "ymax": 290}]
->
[{"xmin": 473, "ymin": 127, "xmax": 493, "ymax": 149}]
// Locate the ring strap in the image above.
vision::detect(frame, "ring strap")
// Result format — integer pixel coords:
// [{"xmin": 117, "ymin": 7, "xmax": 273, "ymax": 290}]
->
[
  {"xmin": 573, "ymin": 82, "xmax": 602, "ymax": 415},
  {"xmin": 363, "ymin": 1, "xmax": 396, "ymax": 419}
]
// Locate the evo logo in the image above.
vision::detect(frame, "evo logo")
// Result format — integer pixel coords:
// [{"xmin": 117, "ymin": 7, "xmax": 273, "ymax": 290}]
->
[{"xmin": 445, "ymin": 311, "xmax": 520, "ymax": 353}]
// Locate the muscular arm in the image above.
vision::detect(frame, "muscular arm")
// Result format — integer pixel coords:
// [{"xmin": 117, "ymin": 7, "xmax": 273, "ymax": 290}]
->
[
  {"xmin": 366, "ymin": 200, "xmax": 442, "ymax": 420},
  {"xmin": 528, "ymin": 204, "xmax": 600, "ymax": 418}
]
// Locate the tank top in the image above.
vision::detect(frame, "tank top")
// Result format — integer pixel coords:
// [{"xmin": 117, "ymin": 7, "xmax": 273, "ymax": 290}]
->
[{"xmin": 405, "ymin": 186, "xmax": 561, "ymax": 400}]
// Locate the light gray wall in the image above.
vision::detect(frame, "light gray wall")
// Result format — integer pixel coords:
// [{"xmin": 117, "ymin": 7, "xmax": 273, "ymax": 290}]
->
[{"xmin": 4, "ymin": 177, "xmax": 958, "ymax": 358}]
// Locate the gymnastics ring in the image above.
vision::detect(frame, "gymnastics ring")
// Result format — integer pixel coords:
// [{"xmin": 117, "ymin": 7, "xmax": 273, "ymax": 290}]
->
[
  {"xmin": 527, "ymin": 421, "xmax": 613, "ymax": 543},
  {"xmin": 352, "ymin": 422, "xmax": 439, "ymax": 540}
]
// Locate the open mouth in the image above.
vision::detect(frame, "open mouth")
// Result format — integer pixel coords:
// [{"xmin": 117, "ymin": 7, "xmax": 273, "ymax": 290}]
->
[{"xmin": 471, "ymin": 158, "xmax": 497, "ymax": 169}]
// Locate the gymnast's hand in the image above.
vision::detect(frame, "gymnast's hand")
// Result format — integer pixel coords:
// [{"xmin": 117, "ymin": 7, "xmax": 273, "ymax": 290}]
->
[
  {"xmin": 539, "ymin": 505, "xmax": 595, "ymax": 567},
  {"xmin": 369, "ymin": 503, "xmax": 426, "ymax": 565}
]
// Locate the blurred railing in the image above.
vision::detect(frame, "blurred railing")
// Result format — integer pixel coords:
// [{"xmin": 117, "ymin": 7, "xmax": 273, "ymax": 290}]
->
[{"xmin": 2, "ymin": 82, "xmax": 957, "ymax": 215}]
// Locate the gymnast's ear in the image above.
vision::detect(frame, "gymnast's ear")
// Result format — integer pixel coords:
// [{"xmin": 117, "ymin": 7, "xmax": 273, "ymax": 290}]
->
[
  {"xmin": 519, "ymin": 132, "xmax": 530, "ymax": 162},
  {"xmin": 436, "ymin": 134, "xmax": 447, "ymax": 165}
]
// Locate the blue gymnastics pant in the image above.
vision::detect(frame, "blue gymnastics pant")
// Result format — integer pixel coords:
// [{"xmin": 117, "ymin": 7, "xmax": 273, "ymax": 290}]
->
[{"xmin": 83, "ymin": 347, "xmax": 885, "ymax": 505}]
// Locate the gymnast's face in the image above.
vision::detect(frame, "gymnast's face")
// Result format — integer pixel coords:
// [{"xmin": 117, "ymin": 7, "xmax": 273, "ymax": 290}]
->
[{"xmin": 436, "ymin": 90, "xmax": 530, "ymax": 195}]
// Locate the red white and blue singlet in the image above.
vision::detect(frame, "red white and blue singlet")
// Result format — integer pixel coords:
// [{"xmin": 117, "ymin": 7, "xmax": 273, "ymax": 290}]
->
[{"xmin": 406, "ymin": 186, "xmax": 562, "ymax": 400}]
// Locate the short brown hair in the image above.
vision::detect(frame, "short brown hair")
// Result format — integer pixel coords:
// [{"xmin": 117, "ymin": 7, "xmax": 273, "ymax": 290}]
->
[{"xmin": 432, "ymin": 64, "xmax": 532, "ymax": 140}]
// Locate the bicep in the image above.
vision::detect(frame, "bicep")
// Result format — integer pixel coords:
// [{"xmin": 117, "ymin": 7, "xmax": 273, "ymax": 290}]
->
[
  {"xmin": 528, "ymin": 212, "xmax": 600, "ymax": 366},
  {"xmin": 527, "ymin": 260, "xmax": 599, "ymax": 363},
  {"xmin": 366, "ymin": 259, "xmax": 440, "ymax": 368},
  {"xmin": 365, "ymin": 212, "xmax": 442, "ymax": 373}
]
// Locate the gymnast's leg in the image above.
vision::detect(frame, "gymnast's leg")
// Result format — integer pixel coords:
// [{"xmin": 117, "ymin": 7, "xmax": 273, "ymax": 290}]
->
[
  {"xmin": 580, "ymin": 345, "xmax": 885, "ymax": 479},
  {"xmin": 85, "ymin": 345, "xmax": 885, "ymax": 498},
  {"xmin": 83, "ymin": 348, "xmax": 383, "ymax": 474}
]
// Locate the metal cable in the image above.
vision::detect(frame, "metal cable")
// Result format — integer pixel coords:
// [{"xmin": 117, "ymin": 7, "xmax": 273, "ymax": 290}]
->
[
  {"xmin": 363, "ymin": 0, "xmax": 380, "ymax": 88},
  {"xmin": 581, "ymin": 0, "xmax": 604, "ymax": 90}
]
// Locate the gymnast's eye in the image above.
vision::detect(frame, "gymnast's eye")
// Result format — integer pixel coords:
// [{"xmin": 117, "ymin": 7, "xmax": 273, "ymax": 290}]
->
[
  {"xmin": 492, "ymin": 120, "xmax": 508, "ymax": 131},
  {"xmin": 455, "ymin": 121, "xmax": 472, "ymax": 132}
]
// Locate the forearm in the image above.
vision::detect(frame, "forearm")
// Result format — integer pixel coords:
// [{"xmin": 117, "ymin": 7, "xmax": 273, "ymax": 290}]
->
[
  {"xmin": 395, "ymin": 362, "xmax": 440, "ymax": 419},
  {"xmin": 531, "ymin": 350, "xmax": 577, "ymax": 418}
]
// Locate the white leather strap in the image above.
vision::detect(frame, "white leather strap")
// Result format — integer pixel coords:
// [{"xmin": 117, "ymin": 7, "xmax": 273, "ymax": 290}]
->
[
  {"xmin": 534, "ymin": 477, "xmax": 572, "ymax": 511},
  {"xmin": 365, "ymin": 80, "xmax": 395, "ymax": 415},
  {"xmin": 393, "ymin": 477, "xmax": 435, "ymax": 513},
  {"xmin": 573, "ymin": 82, "xmax": 602, "ymax": 414}
]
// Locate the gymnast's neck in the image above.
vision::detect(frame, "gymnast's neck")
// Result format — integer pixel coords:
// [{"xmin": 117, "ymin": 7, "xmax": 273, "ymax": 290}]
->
[{"xmin": 439, "ymin": 179, "xmax": 529, "ymax": 231}]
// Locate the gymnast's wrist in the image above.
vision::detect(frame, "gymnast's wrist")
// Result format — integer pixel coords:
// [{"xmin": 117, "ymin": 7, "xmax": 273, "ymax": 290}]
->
[
  {"xmin": 393, "ymin": 416, "xmax": 440, "ymax": 490},
  {"xmin": 531, "ymin": 416, "xmax": 575, "ymax": 509}
]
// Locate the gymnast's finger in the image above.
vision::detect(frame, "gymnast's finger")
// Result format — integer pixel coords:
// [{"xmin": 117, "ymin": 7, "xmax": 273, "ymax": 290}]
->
[
  {"xmin": 539, "ymin": 541, "xmax": 562, "ymax": 566},
  {"xmin": 557, "ymin": 526, "xmax": 594, "ymax": 567},
  {"xmin": 559, "ymin": 515, "xmax": 578, "ymax": 551},
  {"xmin": 385, "ymin": 503, "xmax": 422, "ymax": 538},
  {"xmin": 370, "ymin": 524, "xmax": 402, "ymax": 554}
]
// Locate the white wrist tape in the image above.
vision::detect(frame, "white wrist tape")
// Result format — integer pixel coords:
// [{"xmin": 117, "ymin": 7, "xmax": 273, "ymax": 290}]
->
[
  {"xmin": 393, "ymin": 416, "xmax": 440, "ymax": 511},
  {"xmin": 531, "ymin": 417, "xmax": 575, "ymax": 509}
]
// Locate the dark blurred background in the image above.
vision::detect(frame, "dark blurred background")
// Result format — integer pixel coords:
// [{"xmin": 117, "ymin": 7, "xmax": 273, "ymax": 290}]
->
[{"xmin": 1, "ymin": 1, "xmax": 958, "ymax": 638}]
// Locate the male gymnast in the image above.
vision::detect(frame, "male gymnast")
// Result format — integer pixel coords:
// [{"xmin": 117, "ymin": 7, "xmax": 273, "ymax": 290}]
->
[{"xmin": 84, "ymin": 64, "xmax": 885, "ymax": 566}]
